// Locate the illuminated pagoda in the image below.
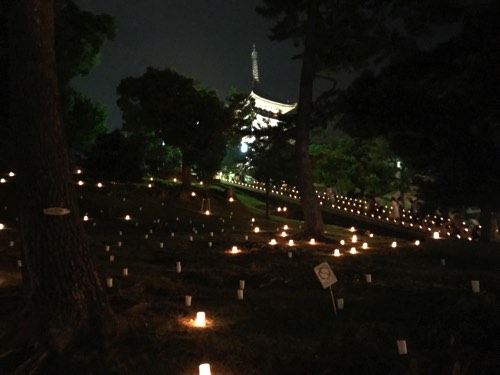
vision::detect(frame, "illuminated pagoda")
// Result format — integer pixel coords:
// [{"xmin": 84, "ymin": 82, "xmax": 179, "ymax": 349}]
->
[{"xmin": 240, "ymin": 45, "xmax": 297, "ymax": 153}]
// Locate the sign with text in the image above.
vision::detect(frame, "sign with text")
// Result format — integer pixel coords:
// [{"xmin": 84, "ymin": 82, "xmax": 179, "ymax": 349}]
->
[{"xmin": 313, "ymin": 262, "xmax": 338, "ymax": 289}]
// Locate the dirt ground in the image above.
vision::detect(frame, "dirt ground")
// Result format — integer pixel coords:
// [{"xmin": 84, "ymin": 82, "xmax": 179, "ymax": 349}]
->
[{"xmin": 0, "ymin": 182, "xmax": 499, "ymax": 374}]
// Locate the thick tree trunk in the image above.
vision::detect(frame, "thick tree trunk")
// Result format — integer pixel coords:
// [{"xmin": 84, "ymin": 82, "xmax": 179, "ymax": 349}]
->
[
  {"xmin": 7, "ymin": 0, "xmax": 112, "ymax": 363},
  {"xmin": 265, "ymin": 178, "xmax": 271, "ymax": 220},
  {"xmin": 295, "ymin": 0, "xmax": 324, "ymax": 237},
  {"xmin": 479, "ymin": 205, "xmax": 498, "ymax": 242},
  {"xmin": 181, "ymin": 158, "xmax": 192, "ymax": 187}
]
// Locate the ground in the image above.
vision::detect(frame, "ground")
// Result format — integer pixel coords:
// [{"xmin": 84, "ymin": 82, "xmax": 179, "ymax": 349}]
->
[{"xmin": 0, "ymin": 181, "xmax": 499, "ymax": 374}]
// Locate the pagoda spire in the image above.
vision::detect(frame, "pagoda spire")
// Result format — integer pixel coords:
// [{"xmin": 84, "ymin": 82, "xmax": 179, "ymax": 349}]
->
[{"xmin": 251, "ymin": 44, "xmax": 259, "ymax": 86}]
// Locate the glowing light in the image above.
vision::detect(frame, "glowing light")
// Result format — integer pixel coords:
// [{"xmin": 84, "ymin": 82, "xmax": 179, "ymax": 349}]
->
[
  {"xmin": 391, "ymin": 241, "xmax": 397, "ymax": 248},
  {"xmin": 283, "ymin": 207, "xmax": 287, "ymax": 212},
  {"xmin": 309, "ymin": 238, "xmax": 316, "ymax": 245},
  {"xmin": 205, "ymin": 210, "xmax": 210, "ymax": 215},
  {"xmin": 229, "ymin": 197, "xmax": 234, "ymax": 202},
  {"xmin": 199, "ymin": 363, "xmax": 211, "ymax": 375},
  {"xmin": 0, "ymin": 223, "xmax": 4, "ymax": 230},
  {"xmin": 77, "ymin": 180, "xmax": 84, "ymax": 186},
  {"xmin": 150, "ymin": 177, "xmax": 153, "ymax": 181},
  {"xmin": 340, "ymin": 240, "xmax": 345, "ymax": 245},
  {"xmin": 350, "ymin": 226, "xmax": 356, "ymax": 232},
  {"xmin": 414, "ymin": 240, "xmax": 420, "ymax": 246},
  {"xmin": 125, "ymin": 215, "xmax": 131, "ymax": 220},
  {"xmin": 362, "ymin": 242, "xmax": 368, "ymax": 249},
  {"xmin": 333, "ymin": 249, "xmax": 340, "ymax": 257},
  {"xmin": 283, "ymin": 225, "xmax": 289, "ymax": 230},
  {"xmin": 173, "ymin": 178, "xmax": 177, "ymax": 182},
  {"xmin": 148, "ymin": 184, "xmax": 152, "ymax": 188},
  {"xmin": 230, "ymin": 246, "xmax": 240, "ymax": 254},
  {"xmin": 83, "ymin": 215, "xmax": 89, "ymax": 221},
  {"xmin": 0, "ymin": 178, "xmax": 5, "ymax": 183},
  {"xmin": 75, "ymin": 169, "xmax": 82, "ymax": 174},
  {"xmin": 8, "ymin": 172, "xmax": 15, "ymax": 177},
  {"xmin": 251, "ymin": 218, "xmax": 255, "ymax": 222},
  {"xmin": 191, "ymin": 192, "xmax": 196, "ymax": 197},
  {"xmin": 281, "ymin": 231, "xmax": 287, "ymax": 237},
  {"xmin": 352, "ymin": 235, "xmax": 357, "ymax": 243},
  {"xmin": 349, "ymin": 247, "xmax": 357, "ymax": 254},
  {"xmin": 194, "ymin": 312, "xmax": 206, "ymax": 327},
  {"xmin": 97, "ymin": 182, "xmax": 103, "ymax": 188},
  {"xmin": 254, "ymin": 226, "xmax": 260, "ymax": 233},
  {"xmin": 277, "ymin": 207, "xmax": 282, "ymax": 212},
  {"xmin": 288, "ymin": 239, "xmax": 294, "ymax": 246},
  {"xmin": 433, "ymin": 231, "xmax": 440, "ymax": 239},
  {"xmin": 269, "ymin": 239, "xmax": 277, "ymax": 245}
]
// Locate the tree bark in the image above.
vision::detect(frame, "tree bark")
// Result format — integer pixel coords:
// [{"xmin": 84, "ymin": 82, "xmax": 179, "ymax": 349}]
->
[
  {"xmin": 479, "ymin": 205, "xmax": 498, "ymax": 242},
  {"xmin": 7, "ymin": 0, "xmax": 112, "ymax": 362},
  {"xmin": 181, "ymin": 158, "xmax": 192, "ymax": 187},
  {"xmin": 295, "ymin": 0, "xmax": 324, "ymax": 237}
]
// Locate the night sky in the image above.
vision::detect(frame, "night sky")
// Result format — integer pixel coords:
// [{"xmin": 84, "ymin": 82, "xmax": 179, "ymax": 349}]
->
[{"xmin": 73, "ymin": 0, "xmax": 302, "ymax": 130}]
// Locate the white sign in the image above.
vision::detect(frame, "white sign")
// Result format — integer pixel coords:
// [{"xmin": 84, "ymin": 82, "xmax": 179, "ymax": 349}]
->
[{"xmin": 313, "ymin": 262, "xmax": 338, "ymax": 289}]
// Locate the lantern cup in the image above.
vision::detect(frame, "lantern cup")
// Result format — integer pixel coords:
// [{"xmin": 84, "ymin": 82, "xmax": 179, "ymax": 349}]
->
[
  {"xmin": 440, "ymin": 259, "xmax": 446, "ymax": 266},
  {"xmin": 337, "ymin": 298, "xmax": 344, "ymax": 310},
  {"xmin": 185, "ymin": 295, "xmax": 192, "ymax": 307},
  {"xmin": 239, "ymin": 280, "xmax": 245, "ymax": 289},
  {"xmin": 237, "ymin": 289, "xmax": 244, "ymax": 300},
  {"xmin": 199, "ymin": 363, "xmax": 211, "ymax": 375},
  {"xmin": 471, "ymin": 280, "xmax": 480, "ymax": 293},
  {"xmin": 122, "ymin": 268, "xmax": 128, "ymax": 276},
  {"xmin": 365, "ymin": 274, "xmax": 372, "ymax": 283},
  {"xmin": 194, "ymin": 312, "xmax": 206, "ymax": 327},
  {"xmin": 106, "ymin": 278, "xmax": 113, "ymax": 288},
  {"xmin": 176, "ymin": 261, "xmax": 182, "ymax": 273},
  {"xmin": 397, "ymin": 340, "xmax": 408, "ymax": 355}
]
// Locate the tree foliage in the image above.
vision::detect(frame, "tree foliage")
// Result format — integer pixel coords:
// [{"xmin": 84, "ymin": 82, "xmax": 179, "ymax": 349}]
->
[
  {"xmin": 85, "ymin": 130, "xmax": 145, "ymax": 182},
  {"xmin": 117, "ymin": 67, "xmax": 232, "ymax": 185},
  {"xmin": 331, "ymin": 1, "xmax": 500, "ymax": 211},
  {"xmin": 62, "ymin": 87, "xmax": 108, "ymax": 155},
  {"xmin": 310, "ymin": 136, "xmax": 399, "ymax": 197},
  {"xmin": 0, "ymin": 0, "xmax": 114, "ymax": 163}
]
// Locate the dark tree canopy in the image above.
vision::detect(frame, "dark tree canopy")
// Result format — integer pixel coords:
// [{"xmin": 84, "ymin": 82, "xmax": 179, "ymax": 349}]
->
[
  {"xmin": 117, "ymin": 67, "xmax": 232, "ymax": 185},
  {"xmin": 0, "ymin": 0, "xmax": 115, "ymax": 166}
]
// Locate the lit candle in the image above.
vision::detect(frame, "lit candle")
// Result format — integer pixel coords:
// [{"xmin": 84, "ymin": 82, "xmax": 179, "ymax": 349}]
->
[
  {"xmin": 199, "ymin": 363, "xmax": 211, "ymax": 375},
  {"xmin": 194, "ymin": 312, "xmax": 206, "ymax": 327}
]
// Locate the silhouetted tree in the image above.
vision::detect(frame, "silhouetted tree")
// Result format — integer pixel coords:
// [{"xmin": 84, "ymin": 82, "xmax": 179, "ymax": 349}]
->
[
  {"xmin": 4, "ymin": 0, "xmax": 112, "ymax": 372},
  {"xmin": 117, "ymin": 67, "xmax": 232, "ymax": 186}
]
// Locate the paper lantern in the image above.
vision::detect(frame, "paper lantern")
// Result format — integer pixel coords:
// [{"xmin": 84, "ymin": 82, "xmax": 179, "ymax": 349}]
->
[
  {"xmin": 194, "ymin": 312, "xmax": 206, "ymax": 327},
  {"xmin": 349, "ymin": 247, "xmax": 357, "ymax": 254},
  {"xmin": 362, "ymin": 242, "xmax": 368, "ymax": 249},
  {"xmin": 269, "ymin": 239, "xmax": 277, "ymax": 245},
  {"xmin": 288, "ymin": 239, "xmax": 294, "ymax": 246},
  {"xmin": 433, "ymin": 231, "xmax": 440, "ymax": 239},
  {"xmin": 309, "ymin": 238, "xmax": 316, "ymax": 245},
  {"xmin": 333, "ymin": 249, "xmax": 340, "ymax": 257},
  {"xmin": 199, "ymin": 363, "xmax": 211, "ymax": 375}
]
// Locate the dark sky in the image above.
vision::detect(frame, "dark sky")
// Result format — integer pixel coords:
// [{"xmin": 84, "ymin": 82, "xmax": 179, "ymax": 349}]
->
[{"xmin": 73, "ymin": 0, "xmax": 302, "ymax": 130}]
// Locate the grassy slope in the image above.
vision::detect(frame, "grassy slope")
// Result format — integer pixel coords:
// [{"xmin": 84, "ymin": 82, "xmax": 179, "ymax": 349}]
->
[{"xmin": 0, "ymin": 181, "xmax": 498, "ymax": 374}]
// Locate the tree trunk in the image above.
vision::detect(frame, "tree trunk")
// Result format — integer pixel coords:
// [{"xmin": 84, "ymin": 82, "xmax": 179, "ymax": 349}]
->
[
  {"xmin": 265, "ymin": 178, "xmax": 271, "ymax": 220},
  {"xmin": 7, "ymin": 0, "xmax": 112, "ymax": 367},
  {"xmin": 479, "ymin": 205, "xmax": 498, "ymax": 242},
  {"xmin": 181, "ymin": 158, "xmax": 192, "ymax": 187},
  {"xmin": 295, "ymin": 0, "xmax": 324, "ymax": 237}
]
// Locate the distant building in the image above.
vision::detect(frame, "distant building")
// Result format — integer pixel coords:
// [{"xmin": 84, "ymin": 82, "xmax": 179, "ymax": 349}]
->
[{"xmin": 240, "ymin": 45, "xmax": 297, "ymax": 153}]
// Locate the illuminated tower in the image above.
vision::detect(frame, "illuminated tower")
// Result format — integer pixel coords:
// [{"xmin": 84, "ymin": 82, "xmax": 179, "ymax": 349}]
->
[
  {"xmin": 240, "ymin": 45, "xmax": 297, "ymax": 153},
  {"xmin": 251, "ymin": 44, "xmax": 259, "ymax": 86}
]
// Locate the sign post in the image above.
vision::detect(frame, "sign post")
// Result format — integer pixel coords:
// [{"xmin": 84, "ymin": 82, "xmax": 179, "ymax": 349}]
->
[{"xmin": 313, "ymin": 262, "xmax": 338, "ymax": 317}]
